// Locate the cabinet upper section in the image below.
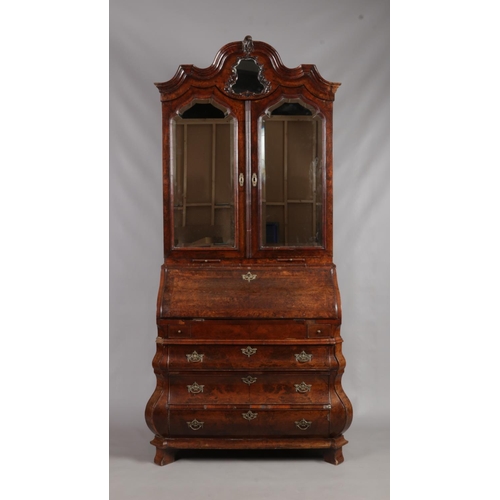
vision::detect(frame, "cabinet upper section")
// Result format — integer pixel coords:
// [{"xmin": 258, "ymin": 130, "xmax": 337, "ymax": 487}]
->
[
  {"xmin": 155, "ymin": 37, "xmax": 340, "ymax": 265},
  {"xmin": 155, "ymin": 36, "xmax": 340, "ymax": 102}
]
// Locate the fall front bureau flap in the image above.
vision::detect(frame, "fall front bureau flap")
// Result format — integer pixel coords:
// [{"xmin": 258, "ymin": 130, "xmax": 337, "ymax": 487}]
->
[{"xmin": 158, "ymin": 266, "xmax": 340, "ymax": 319}]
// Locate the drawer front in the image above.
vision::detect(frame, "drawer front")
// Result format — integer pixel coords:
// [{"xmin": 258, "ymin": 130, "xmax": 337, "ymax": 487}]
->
[
  {"xmin": 170, "ymin": 410, "xmax": 248, "ymax": 437},
  {"xmin": 168, "ymin": 345, "xmax": 331, "ymax": 371},
  {"xmin": 246, "ymin": 410, "xmax": 330, "ymax": 437},
  {"xmin": 169, "ymin": 374, "xmax": 250, "ymax": 404},
  {"xmin": 250, "ymin": 373, "xmax": 329, "ymax": 404},
  {"xmin": 169, "ymin": 373, "xmax": 329, "ymax": 405},
  {"xmin": 190, "ymin": 321, "xmax": 308, "ymax": 339},
  {"xmin": 169, "ymin": 409, "xmax": 330, "ymax": 437}
]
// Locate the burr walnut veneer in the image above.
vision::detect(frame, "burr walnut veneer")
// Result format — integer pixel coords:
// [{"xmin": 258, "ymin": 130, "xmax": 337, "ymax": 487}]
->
[{"xmin": 145, "ymin": 37, "xmax": 352, "ymax": 465}]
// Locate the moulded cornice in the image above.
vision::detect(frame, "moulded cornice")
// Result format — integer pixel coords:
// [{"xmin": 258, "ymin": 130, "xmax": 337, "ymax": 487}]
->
[{"xmin": 154, "ymin": 37, "xmax": 340, "ymax": 102}]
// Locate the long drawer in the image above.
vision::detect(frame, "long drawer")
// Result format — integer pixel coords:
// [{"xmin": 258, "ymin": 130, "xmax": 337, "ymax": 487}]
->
[
  {"xmin": 168, "ymin": 345, "xmax": 332, "ymax": 371},
  {"xmin": 160, "ymin": 320, "xmax": 335, "ymax": 339},
  {"xmin": 169, "ymin": 409, "xmax": 330, "ymax": 437},
  {"xmin": 169, "ymin": 372, "xmax": 330, "ymax": 404}
]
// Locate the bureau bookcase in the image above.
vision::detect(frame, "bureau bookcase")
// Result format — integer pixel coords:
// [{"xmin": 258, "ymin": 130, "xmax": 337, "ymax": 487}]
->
[{"xmin": 145, "ymin": 36, "xmax": 353, "ymax": 465}]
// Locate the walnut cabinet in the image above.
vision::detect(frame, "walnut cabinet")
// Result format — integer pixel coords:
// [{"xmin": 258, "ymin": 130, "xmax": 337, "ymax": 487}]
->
[{"xmin": 145, "ymin": 37, "xmax": 353, "ymax": 465}]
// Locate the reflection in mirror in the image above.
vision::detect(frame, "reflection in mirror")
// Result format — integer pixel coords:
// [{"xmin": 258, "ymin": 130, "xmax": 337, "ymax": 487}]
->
[
  {"xmin": 226, "ymin": 58, "xmax": 270, "ymax": 96},
  {"xmin": 172, "ymin": 100, "xmax": 235, "ymax": 248},
  {"xmin": 260, "ymin": 99, "xmax": 324, "ymax": 247}
]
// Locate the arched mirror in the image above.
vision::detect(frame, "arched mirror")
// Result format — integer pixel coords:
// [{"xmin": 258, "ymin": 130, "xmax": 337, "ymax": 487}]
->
[
  {"xmin": 259, "ymin": 99, "xmax": 324, "ymax": 247},
  {"xmin": 172, "ymin": 99, "xmax": 236, "ymax": 248},
  {"xmin": 225, "ymin": 57, "xmax": 271, "ymax": 97}
]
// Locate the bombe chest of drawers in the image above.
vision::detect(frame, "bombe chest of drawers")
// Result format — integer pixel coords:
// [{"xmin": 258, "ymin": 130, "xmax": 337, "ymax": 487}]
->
[{"xmin": 145, "ymin": 36, "xmax": 352, "ymax": 465}]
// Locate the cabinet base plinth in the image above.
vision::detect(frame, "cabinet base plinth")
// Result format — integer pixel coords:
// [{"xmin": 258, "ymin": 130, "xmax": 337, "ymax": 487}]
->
[{"xmin": 150, "ymin": 436, "xmax": 347, "ymax": 466}]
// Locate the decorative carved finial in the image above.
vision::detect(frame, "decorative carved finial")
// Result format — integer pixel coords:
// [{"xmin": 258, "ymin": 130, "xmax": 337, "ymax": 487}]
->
[{"xmin": 243, "ymin": 35, "xmax": 254, "ymax": 55}]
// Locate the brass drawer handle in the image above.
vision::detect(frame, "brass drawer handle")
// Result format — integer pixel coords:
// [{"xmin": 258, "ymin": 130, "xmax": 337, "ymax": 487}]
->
[
  {"xmin": 242, "ymin": 410, "xmax": 258, "ymax": 421},
  {"xmin": 295, "ymin": 419, "xmax": 312, "ymax": 430},
  {"xmin": 241, "ymin": 346, "xmax": 257, "ymax": 357},
  {"xmin": 242, "ymin": 376, "xmax": 257, "ymax": 385},
  {"xmin": 187, "ymin": 382, "xmax": 204, "ymax": 394},
  {"xmin": 295, "ymin": 351, "xmax": 313, "ymax": 363},
  {"xmin": 186, "ymin": 351, "xmax": 204, "ymax": 363},
  {"xmin": 187, "ymin": 419, "xmax": 204, "ymax": 431},
  {"xmin": 242, "ymin": 271, "xmax": 257, "ymax": 282},
  {"xmin": 294, "ymin": 382, "xmax": 312, "ymax": 393}
]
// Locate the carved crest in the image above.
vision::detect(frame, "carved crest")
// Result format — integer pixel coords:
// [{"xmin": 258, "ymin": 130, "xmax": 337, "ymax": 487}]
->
[{"xmin": 243, "ymin": 35, "xmax": 254, "ymax": 55}]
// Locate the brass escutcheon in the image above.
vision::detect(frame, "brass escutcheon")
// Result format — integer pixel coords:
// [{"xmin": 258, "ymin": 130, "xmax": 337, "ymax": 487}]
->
[
  {"xmin": 242, "ymin": 410, "xmax": 258, "ymax": 421},
  {"xmin": 187, "ymin": 382, "xmax": 204, "ymax": 394},
  {"xmin": 187, "ymin": 419, "xmax": 204, "ymax": 431},
  {"xmin": 294, "ymin": 382, "xmax": 312, "ymax": 393},
  {"xmin": 242, "ymin": 271, "xmax": 257, "ymax": 282},
  {"xmin": 241, "ymin": 346, "xmax": 257, "ymax": 357},
  {"xmin": 295, "ymin": 351, "xmax": 313, "ymax": 363},
  {"xmin": 295, "ymin": 418, "xmax": 312, "ymax": 430},
  {"xmin": 242, "ymin": 376, "xmax": 257, "ymax": 385},
  {"xmin": 186, "ymin": 351, "xmax": 204, "ymax": 363}
]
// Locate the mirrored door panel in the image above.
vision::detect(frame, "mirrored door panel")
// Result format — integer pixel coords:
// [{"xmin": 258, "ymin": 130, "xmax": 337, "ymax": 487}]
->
[
  {"xmin": 172, "ymin": 100, "xmax": 236, "ymax": 248},
  {"xmin": 259, "ymin": 100, "xmax": 324, "ymax": 248}
]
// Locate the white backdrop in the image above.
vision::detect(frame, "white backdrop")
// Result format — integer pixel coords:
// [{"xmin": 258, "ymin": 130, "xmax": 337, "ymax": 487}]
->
[{"xmin": 110, "ymin": 0, "xmax": 389, "ymax": 497}]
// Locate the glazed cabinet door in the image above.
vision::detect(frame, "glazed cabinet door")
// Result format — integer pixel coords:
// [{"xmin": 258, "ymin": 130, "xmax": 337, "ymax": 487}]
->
[
  {"xmin": 249, "ymin": 94, "xmax": 334, "ymax": 262},
  {"xmin": 164, "ymin": 92, "xmax": 246, "ymax": 260}
]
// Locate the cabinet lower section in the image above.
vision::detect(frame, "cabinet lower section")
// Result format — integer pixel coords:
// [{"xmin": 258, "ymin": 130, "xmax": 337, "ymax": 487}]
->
[{"xmin": 146, "ymin": 319, "xmax": 352, "ymax": 465}]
